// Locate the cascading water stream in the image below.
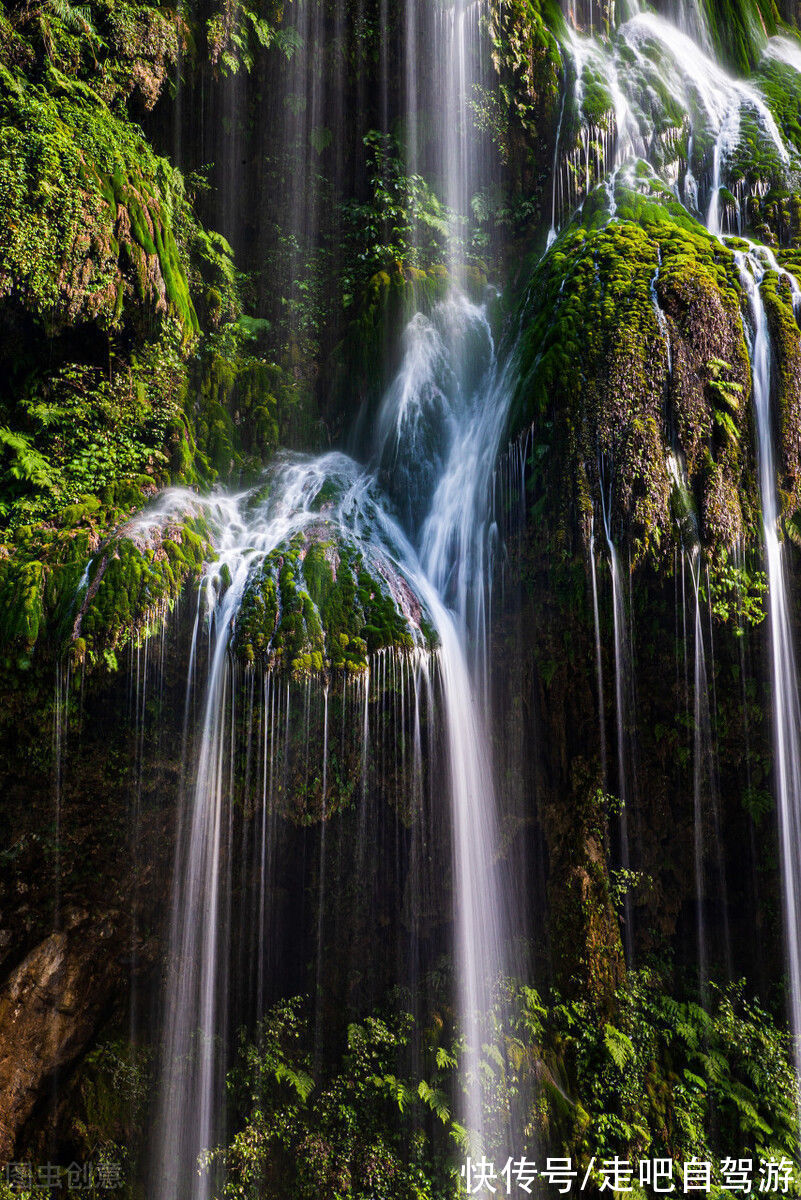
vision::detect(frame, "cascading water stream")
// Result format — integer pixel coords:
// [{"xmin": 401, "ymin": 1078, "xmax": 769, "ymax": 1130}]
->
[
  {"xmin": 151, "ymin": 290, "xmax": 519, "ymax": 1190},
  {"xmin": 600, "ymin": 482, "xmax": 635, "ymax": 962},
  {"xmin": 589, "ymin": 518, "xmax": 607, "ymax": 785},
  {"xmin": 374, "ymin": 290, "xmax": 518, "ymax": 1146},
  {"xmin": 149, "ymin": 460, "xmax": 438, "ymax": 1198},
  {"xmin": 687, "ymin": 548, "xmax": 732, "ymax": 994},
  {"xmin": 407, "ymin": 7, "xmax": 522, "ymax": 1147},
  {"xmin": 549, "ymin": 5, "xmax": 791, "ymax": 237},
  {"xmin": 734, "ymin": 251, "xmax": 801, "ymax": 1112}
]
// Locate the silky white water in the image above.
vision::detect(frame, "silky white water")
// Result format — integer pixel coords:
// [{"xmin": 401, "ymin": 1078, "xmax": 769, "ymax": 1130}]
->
[
  {"xmin": 150, "ymin": 456, "xmax": 434, "ymax": 1198},
  {"xmin": 600, "ymin": 481, "xmax": 635, "ymax": 962},
  {"xmin": 551, "ymin": 7, "xmax": 793, "ymax": 234},
  {"xmin": 145, "ymin": 0, "xmax": 801, "ymax": 1176},
  {"xmin": 150, "ymin": 280, "xmax": 518, "ymax": 1191},
  {"xmin": 375, "ymin": 290, "xmax": 516, "ymax": 1145}
]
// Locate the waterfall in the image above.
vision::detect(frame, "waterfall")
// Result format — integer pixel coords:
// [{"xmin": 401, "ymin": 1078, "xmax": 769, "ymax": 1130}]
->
[
  {"xmin": 150, "ymin": 292, "xmax": 519, "ymax": 1187},
  {"xmin": 141, "ymin": 0, "xmax": 801, "ymax": 1175},
  {"xmin": 150, "ymin": 460, "xmax": 439, "ymax": 1196},
  {"xmin": 547, "ymin": 8, "xmax": 791, "ymax": 240},
  {"xmin": 385, "ymin": 0, "xmax": 517, "ymax": 1141},
  {"xmin": 735, "ymin": 250, "xmax": 801, "ymax": 1112},
  {"xmin": 589, "ymin": 518, "xmax": 607, "ymax": 785},
  {"xmin": 687, "ymin": 549, "xmax": 732, "ymax": 996},
  {"xmin": 374, "ymin": 291, "xmax": 517, "ymax": 1146},
  {"xmin": 689, "ymin": 550, "xmax": 709, "ymax": 997},
  {"xmin": 152, "ymin": 587, "xmax": 238, "ymax": 1200}
]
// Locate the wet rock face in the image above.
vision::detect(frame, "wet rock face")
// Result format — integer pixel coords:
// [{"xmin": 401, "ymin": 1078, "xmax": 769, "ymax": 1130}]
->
[{"xmin": 0, "ymin": 911, "xmax": 123, "ymax": 1160}]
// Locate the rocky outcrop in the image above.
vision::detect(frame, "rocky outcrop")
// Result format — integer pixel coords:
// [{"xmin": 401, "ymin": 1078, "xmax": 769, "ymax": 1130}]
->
[{"xmin": 0, "ymin": 910, "xmax": 125, "ymax": 1160}]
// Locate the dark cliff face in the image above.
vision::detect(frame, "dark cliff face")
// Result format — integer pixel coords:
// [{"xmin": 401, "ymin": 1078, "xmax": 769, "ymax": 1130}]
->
[{"xmin": 1, "ymin": 0, "xmax": 801, "ymax": 1186}]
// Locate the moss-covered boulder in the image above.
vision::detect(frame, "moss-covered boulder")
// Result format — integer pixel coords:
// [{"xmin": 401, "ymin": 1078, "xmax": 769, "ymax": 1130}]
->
[
  {"xmin": 0, "ymin": 493, "xmax": 213, "ymax": 669},
  {"xmin": 509, "ymin": 171, "xmax": 762, "ymax": 565},
  {"xmin": 233, "ymin": 529, "xmax": 427, "ymax": 677},
  {"xmin": 0, "ymin": 58, "xmax": 242, "ymax": 540}
]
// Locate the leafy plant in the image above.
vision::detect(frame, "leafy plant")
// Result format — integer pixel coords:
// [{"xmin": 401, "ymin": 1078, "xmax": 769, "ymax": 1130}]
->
[
  {"xmin": 206, "ymin": 0, "xmax": 300, "ymax": 76},
  {"xmin": 702, "ymin": 548, "xmax": 767, "ymax": 630},
  {"xmin": 493, "ymin": 973, "xmax": 800, "ymax": 1192},
  {"xmin": 206, "ymin": 998, "xmax": 460, "ymax": 1200},
  {"xmin": 708, "ymin": 357, "xmax": 744, "ymax": 446},
  {"xmin": 339, "ymin": 131, "xmax": 457, "ymax": 303}
]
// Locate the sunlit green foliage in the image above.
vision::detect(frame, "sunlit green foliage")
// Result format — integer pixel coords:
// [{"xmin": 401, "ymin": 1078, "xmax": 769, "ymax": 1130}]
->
[{"xmin": 339, "ymin": 131, "xmax": 457, "ymax": 309}]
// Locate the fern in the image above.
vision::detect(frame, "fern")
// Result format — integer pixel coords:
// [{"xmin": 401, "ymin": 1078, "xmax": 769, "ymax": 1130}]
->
[
  {"xmin": 435, "ymin": 1046, "xmax": 457, "ymax": 1070},
  {"xmin": 0, "ymin": 427, "xmax": 56, "ymax": 491},
  {"xmin": 448, "ymin": 1121, "xmax": 470, "ymax": 1152},
  {"xmin": 603, "ymin": 1023, "xmax": 635, "ymax": 1070},
  {"xmin": 370, "ymin": 1073, "xmax": 415, "ymax": 1113},
  {"xmin": 417, "ymin": 1081, "xmax": 450, "ymax": 1123},
  {"xmin": 713, "ymin": 405, "xmax": 740, "ymax": 442},
  {"xmin": 273, "ymin": 1062, "xmax": 314, "ymax": 1102}
]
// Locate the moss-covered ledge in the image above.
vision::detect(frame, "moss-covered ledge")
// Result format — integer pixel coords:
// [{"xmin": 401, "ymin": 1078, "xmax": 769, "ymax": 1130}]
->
[
  {"xmin": 0, "ymin": 463, "xmax": 438, "ymax": 681},
  {"xmin": 0, "ymin": 493, "xmax": 213, "ymax": 671},
  {"xmin": 0, "ymin": 62, "xmax": 198, "ymax": 338}
]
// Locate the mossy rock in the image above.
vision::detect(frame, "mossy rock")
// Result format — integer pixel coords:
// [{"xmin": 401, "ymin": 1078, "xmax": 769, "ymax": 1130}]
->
[
  {"xmin": 508, "ymin": 171, "xmax": 756, "ymax": 567},
  {"xmin": 0, "ymin": 497, "xmax": 213, "ymax": 668},
  {"xmin": 0, "ymin": 62, "xmax": 198, "ymax": 337},
  {"xmin": 232, "ymin": 528, "xmax": 428, "ymax": 679}
]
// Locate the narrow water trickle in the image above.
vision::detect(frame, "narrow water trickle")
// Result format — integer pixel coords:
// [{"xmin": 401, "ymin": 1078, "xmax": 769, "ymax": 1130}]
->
[
  {"xmin": 600, "ymin": 480, "xmax": 635, "ymax": 963},
  {"xmin": 589, "ymin": 518, "xmax": 607, "ymax": 785},
  {"xmin": 51, "ymin": 662, "xmax": 66, "ymax": 929}
]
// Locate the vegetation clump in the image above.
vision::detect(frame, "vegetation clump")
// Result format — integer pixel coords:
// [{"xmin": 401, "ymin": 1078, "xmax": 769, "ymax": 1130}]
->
[
  {"xmin": 208, "ymin": 976, "xmax": 800, "ymax": 1200},
  {"xmin": 206, "ymin": 999, "xmax": 460, "ymax": 1200},
  {"xmin": 495, "ymin": 974, "xmax": 800, "ymax": 1194}
]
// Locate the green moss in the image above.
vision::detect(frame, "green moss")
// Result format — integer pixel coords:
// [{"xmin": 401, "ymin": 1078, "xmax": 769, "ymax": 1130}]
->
[
  {"xmin": 0, "ymin": 64, "xmax": 198, "ymax": 337},
  {"xmin": 701, "ymin": 0, "xmax": 781, "ymax": 73},
  {"xmin": 232, "ymin": 531, "xmax": 422, "ymax": 679},
  {"xmin": 190, "ymin": 331, "xmax": 318, "ymax": 483},
  {"xmin": 0, "ymin": 498, "xmax": 213, "ymax": 666},
  {"xmin": 510, "ymin": 175, "xmax": 755, "ymax": 567},
  {"xmin": 487, "ymin": 0, "xmax": 563, "ymax": 144},
  {"xmin": 73, "ymin": 515, "xmax": 212, "ymax": 664},
  {"xmin": 761, "ymin": 268, "xmax": 801, "ymax": 514},
  {"xmin": 0, "ymin": 49, "xmax": 265, "ymax": 557}
]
